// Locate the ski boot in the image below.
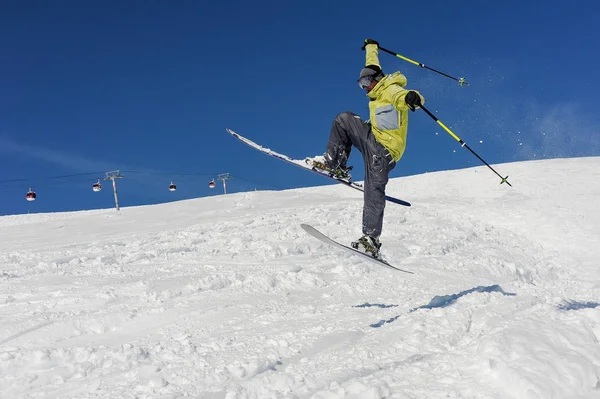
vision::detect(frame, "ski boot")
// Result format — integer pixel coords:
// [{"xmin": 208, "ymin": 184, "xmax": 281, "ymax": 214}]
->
[
  {"xmin": 351, "ymin": 235, "xmax": 382, "ymax": 259},
  {"xmin": 305, "ymin": 155, "xmax": 352, "ymax": 180}
]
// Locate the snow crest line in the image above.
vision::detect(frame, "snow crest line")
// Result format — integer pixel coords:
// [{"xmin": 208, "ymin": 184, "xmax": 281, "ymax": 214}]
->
[{"xmin": 0, "ymin": 321, "xmax": 54, "ymax": 346}]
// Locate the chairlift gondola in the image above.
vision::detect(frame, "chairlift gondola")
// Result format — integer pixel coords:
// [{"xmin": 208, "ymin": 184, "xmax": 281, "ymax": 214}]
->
[
  {"xmin": 26, "ymin": 187, "xmax": 36, "ymax": 201},
  {"xmin": 92, "ymin": 179, "xmax": 102, "ymax": 192},
  {"xmin": 208, "ymin": 178, "xmax": 216, "ymax": 189},
  {"xmin": 169, "ymin": 181, "xmax": 177, "ymax": 192}
]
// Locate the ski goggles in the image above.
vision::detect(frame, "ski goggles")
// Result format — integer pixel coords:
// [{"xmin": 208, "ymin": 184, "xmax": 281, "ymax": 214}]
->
[{"xmin": 358, "ymin": 75, "xmax": 375, "ymax": 89}]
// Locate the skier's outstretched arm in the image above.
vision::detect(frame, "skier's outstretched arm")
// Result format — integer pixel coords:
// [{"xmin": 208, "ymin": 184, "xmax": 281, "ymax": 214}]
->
[{"xmin": 363, "ymin": 41, "xmax": 381, "ymax": 68}]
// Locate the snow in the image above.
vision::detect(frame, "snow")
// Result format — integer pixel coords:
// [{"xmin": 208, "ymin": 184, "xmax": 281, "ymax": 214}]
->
[{"xmin": 1, "ymin": 157, "xmax": 599, "ymax": 399}]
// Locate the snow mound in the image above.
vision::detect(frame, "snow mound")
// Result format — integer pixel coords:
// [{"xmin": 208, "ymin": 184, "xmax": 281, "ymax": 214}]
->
[{"xmin": 1, "ymin": 157, "xmax": 599, "ymax": 398}]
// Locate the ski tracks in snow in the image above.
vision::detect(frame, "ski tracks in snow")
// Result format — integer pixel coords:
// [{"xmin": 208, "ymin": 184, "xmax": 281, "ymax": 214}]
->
[{"xmin": 1, "ymin": 159, "xmax": 600, "ymax": 398}]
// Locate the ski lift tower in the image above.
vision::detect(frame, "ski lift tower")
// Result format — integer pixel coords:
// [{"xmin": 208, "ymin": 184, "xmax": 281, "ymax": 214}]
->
[
  {"xmin": 217, "ymin": 173, "xmax": 231, "ymax": 195},
  {"xmin": 104, "ymin": 170, "xmax": 124, "ymax": 211}
]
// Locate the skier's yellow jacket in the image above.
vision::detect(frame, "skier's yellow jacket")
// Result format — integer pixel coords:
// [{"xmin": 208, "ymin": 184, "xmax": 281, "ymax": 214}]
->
[{"xmin": 364, "ymin": 44, "xmax": 425, "ymax": 161}]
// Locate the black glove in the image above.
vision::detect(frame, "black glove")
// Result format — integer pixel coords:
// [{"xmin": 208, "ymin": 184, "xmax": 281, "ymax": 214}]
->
[
  {"xmin": 405, "ymin": 91, "xmax": 422, "ymax": 111},
  {"xmin": 361, "ymin": 38, "xmax": 379, "ymax": 51}
]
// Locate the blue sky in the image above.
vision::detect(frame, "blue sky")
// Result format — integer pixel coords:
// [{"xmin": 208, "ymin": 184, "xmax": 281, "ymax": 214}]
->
[{"xmin": 1, "ymin": 0, "xmax": 599, "ymax": 215}]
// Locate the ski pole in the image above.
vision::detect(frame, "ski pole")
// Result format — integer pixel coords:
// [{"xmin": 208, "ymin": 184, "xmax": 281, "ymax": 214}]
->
[
  {"xmin": 378, "ymin": 45, "xmax": 468, "ymax": 87},
  {"xmin": 419, "ymin": 104, "xmax": 512, "ymax": 187}
]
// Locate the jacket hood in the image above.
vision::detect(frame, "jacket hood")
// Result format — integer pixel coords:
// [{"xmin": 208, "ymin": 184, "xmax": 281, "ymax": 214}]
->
[{"xmin": 367, "ymin": 72, "xmax": 408, "ymax": 99}]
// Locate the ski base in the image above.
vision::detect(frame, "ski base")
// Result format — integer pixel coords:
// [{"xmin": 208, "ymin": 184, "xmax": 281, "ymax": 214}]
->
[
  {"xmin": 300, "ymin": 224, "xmax": 413, "ymax": 274},
  {"xmin": 226, "ymin": 129, "xmax": 411, "ymax": 207}
]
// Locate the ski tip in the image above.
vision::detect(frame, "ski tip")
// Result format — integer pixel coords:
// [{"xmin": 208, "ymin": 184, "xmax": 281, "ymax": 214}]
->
[
  {"xmin": 300, "ymin": 223, "xmax": 313, "ymax": 232},
  {"xmin": 226, "ymin": 128, "xmax": 241, "ymax": 139}
]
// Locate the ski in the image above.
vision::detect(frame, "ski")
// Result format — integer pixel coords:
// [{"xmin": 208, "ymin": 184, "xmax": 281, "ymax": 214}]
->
[
  {"xmin": 300, "ymin": 224, "xmax": 413, "ymax": 274},
  {"xmin": 226, "ymin": 129, "xmax": 411, "ymax": 207}
]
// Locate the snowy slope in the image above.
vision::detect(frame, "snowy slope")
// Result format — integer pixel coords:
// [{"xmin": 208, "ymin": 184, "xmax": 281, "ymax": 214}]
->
[{"xmin": 1, "ymin": 157, "xmax": 599, "ymax": 399}]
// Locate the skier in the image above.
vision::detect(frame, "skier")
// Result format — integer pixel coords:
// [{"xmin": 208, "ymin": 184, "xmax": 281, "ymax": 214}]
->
[{"xmin": 307, "ymin": 39, "xmax": 425, "ymax": 258}]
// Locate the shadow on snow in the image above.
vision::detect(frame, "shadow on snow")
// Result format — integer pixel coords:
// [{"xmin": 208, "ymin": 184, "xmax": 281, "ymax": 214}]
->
[
  {"xmin": 353, "ymin": 303, "xmax": 399, "ymax": 309},
  {"xmin": 558, "ymin": 300, "xmax": 599, "ymax": 311},
  {"xmin": 370, "ymin": 284, "xmax": 516, "ymax": 328}
]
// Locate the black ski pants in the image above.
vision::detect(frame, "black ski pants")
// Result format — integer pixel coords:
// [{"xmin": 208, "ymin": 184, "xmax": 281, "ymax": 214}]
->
[{"xmin": 326, "ymin": 112, "xmax": 396, "ymax": 238}]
